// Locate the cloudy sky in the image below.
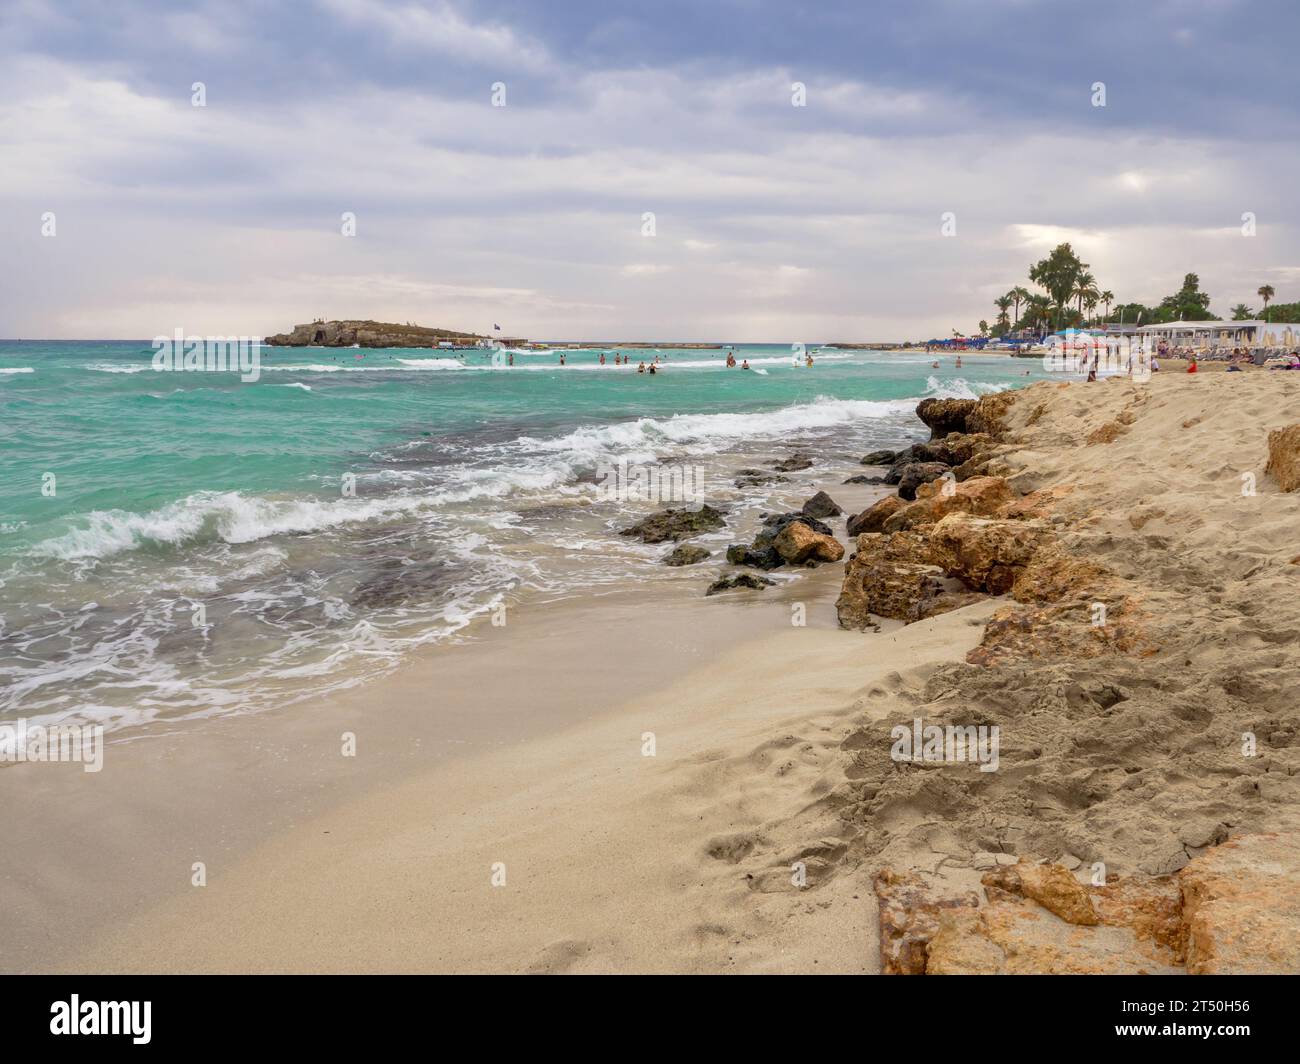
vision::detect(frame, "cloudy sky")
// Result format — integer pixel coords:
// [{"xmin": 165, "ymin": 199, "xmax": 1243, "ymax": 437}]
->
[{"xmin": 3, "ymin": 0, "xmax": 1299, "ymax": 341}]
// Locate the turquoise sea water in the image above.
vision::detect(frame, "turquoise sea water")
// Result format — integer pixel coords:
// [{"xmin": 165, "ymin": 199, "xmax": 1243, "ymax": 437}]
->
[{"xmin": 0, "ymin": 340, "xmax": 1051, "ymax": 732}]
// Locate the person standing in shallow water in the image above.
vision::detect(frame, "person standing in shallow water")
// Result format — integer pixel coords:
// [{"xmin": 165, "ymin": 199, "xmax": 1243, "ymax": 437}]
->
[{"xmin": 559, "ymin": 353, "xmax": 566, "ymax": 366}]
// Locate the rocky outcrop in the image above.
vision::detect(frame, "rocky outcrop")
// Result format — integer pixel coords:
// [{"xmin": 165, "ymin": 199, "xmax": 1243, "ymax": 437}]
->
[
  {"xmin": 663, "ymin": 544, "xmax": 710, "ymax": 566},
  {"xmin": 772, "ymin": 453, "xmax": 815, "ymax": 472},
  {"xmin": 895, "ymin": 462, "xmax": 949, "ymax": 501},
  {"xmin": 734, "ymin": 469, "xmax": 787, "ymax": 488},
  {"xmin": 881, "ymin": 835, "xmax": 1299, "ymax": 974},
  {"xmin": 1179, "ymin": 833, "xmax": 1300, "ymax": 974},
  {"xmin": 846, "ymin": 496, "xmax": 906, "ymax": 537},
  {"xmin": 771, "ymin": 521, "xmax": 844, "ymax": 564},
  {"xmin": 801, "ymin": 490, "xmax": 842, "ymax": 519},
  {"xmin": 619, "ymin": 504, "xmax": 726, "ymax": 543},
  {"xmin": 879, "ymin": 475, "xmax": 1014, "ymax": 533},
  {"xmin": 860, "ymin": 449, "xmax": 899, "ymax": 466},
  {"xmin": 706, "ymin": 573, "xmax": 774, "ymax": 595},
  {"xmin": 915, "ymin": 393, "xmax": 1017, "ymax": 440},
  {"xmin": 266, "ymin": 319, "xmax": 486, "ymax": 348},
  {"xmin": 926, "ymin": 513, "xmax": 1053, "ymax": 594},
  {"xmin": 836, "ymin": 532, "xmax": 981, "ymax": 627},
  {"xmin": 982, "ymin": 861, "xmax": 1099, "ymax": 926},
  {"xmin": 873, "ymin": 871, "xmax": 980, "ymax": 975},
  {"xmin": 754, "ymin": 512, "xmax": 834, "ymax": 545},
  {"xmin": 725, "ymin": 544, "xmax": 784, "ymax": 570},
  {"xmin": 1265, "ymin": 423, "xmax": 1300, "ymax": 492},
  {"xmin": 915, "ymin": 398, "xmax": 977, "ymax": 439}
]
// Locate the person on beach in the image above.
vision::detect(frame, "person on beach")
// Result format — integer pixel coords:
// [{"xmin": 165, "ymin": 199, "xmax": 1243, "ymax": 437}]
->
[{"xmin": 1187, "ymin": 355, "xmax": 1198, "ymax": 373}]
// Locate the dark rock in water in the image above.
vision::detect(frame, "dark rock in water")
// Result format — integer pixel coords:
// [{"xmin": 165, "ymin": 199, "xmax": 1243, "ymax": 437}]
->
[
  {"xmin": 843, "ymin": 474, "xmax": 886, "ymax": 485},
  {"xmin": 754, "ymin": 511, "xmax": 834, "ymax": 547},
  {"xmin": 906, "ymin": 440, "xmax": 946, "ymax": 464},
  {"xmin": 916, "ymin": 398, "xmax": 978, "ymax": 439},
  {"xmin": 903, "ymin": 432, "xmax": 993, "ymax": 468},
  {"xmin": 619, "ymin": 504, "xmax": 726, "ymax": 543},
  {"xmin": 801, "ymin": 490, "xmax": 842, "ymax": 519},
  {"xmin": 772, "ymin": 452, "xmax": 815, "ymax": 472},
  {"xmin": 664, "ymin": 544, "xmax": 710, "ymax": 566},
  {"xmin": 350, "ymin": 555, "xmax": 450, "ymax": 609},
  {"xmin": 734, "ymin": 468, "xmax": 789, "ymax": 488},
  {"xmin": 706, "ymin": 573, "xmax": 775, "ymax": 596},
  {"xmin": 846, "ymin": 496, "xmax": 907, "ymax": 537},
  {"xmin": 860, "ymin": 449, "xmax": 898, "ymax": 466},
  {"xmin": 726, "ymin": 544, "xmax": 785, "ymax": 570},
  {"xmin": 896, "ymin": 462, "xmax": 949, "ymax": 501}
]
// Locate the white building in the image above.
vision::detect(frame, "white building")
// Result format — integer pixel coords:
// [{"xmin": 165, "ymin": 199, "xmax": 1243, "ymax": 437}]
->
[{"xmin": 1137, "ymin": 320, "xmax": 1300, "ymax": 351}]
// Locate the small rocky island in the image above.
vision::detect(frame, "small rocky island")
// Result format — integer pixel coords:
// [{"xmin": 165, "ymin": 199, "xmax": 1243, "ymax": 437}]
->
[{"xmin": 266, "ymin": 320, "xmax": 503, "ymax": 348}]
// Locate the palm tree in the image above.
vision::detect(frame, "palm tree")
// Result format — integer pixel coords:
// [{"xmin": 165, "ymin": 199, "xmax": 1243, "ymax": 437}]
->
[
  {"xmin": 1022, "ymin": 295, "xmax": 1053, "ymax": 337},
  {"xmin": 1258, "ymin": 284, "xmax": 1275, "ymax": 322},
  {"xmin": 1072, "ymin": 271, "xmax": 1099, "ymax": 315},
  {"xmin": 1006, "ymin": 286, "xmax": 1030, "ymax": 330},
  {"xmin": 994, "ymin": 295, "xmax": 1012, "ymax": 334},
  {"xmin": 1230, "ymin": 303, "xmax": 1255, "ymax": 321},
  {"xmin": 1084, "ymin": 294, "xmax": 1098, "ymax": 325},
  {"xmin": 1100, "ymin": 290, "xmax": 1114, "ymax": 321}
]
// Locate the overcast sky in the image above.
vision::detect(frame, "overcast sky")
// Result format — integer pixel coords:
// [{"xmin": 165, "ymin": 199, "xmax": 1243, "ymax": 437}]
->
[{"xmin": 3, "ymin": 0, "xmax": 1299, "ymax": 341}]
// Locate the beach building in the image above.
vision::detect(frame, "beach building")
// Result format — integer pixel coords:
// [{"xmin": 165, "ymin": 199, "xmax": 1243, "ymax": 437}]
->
[{"xmin": 1137, "ymin": 320, "xmax": 1300, "ymax": 352}]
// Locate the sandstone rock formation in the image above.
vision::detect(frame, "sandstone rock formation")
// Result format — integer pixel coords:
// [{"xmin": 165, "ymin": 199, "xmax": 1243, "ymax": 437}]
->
[
  {"xmin": 1179, "ymin": 832, "xmax": 1300, "ymax": 974},
  {"xmin": 845, "ymin": 496, "xmax": 906, "ymax": 537},
  {"xmin": 879, "ymin": 475, "xmax": 1013, "ymax": 533},
  {"xmin": 771, "ymin": 520, "xmax": 844, "ymax": 564},
  {"xmin": 1265, "ymin": 423, "xmax": 1300, "ymax": 492}
]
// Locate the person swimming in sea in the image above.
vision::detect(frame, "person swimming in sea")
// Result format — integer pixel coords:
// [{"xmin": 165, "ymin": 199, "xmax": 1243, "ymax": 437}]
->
[
  {"xmin": 805, "ymin": 353, "xmax": 814, "ymax": 367},
  {"xmin": 648, "ymin": 363, "xmax": 657, "ymax": 375},
  {"xmin": 599, "ymin": 352, "xmax": 606, "ymax": 365},
  {"xmin": 559, "ymin": 353, "xmax": 566, "ymax": 366},
  {"xmin": 741, "ymin": 359, "xmax": 751, "ymax": 370},
  {"xmin": 637, "ymin": 361, "xmax": 646, "ymax": 374}
]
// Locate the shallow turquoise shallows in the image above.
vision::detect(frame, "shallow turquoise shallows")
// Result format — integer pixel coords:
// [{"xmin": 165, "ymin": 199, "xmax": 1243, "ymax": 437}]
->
[{"xmin": 0, "ymin": 340, "xmax": 1051, "ymax": 732}]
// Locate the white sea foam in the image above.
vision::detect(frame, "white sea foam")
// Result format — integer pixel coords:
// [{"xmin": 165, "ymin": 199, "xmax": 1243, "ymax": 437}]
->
[
  {"xmin": 276, "ymin": 382, "xmax": 313, "ymax": 391},
  {"xmin": 923, "ymin": 375, "xmax": 1012, "ymax": 400},
  {"xmin": 85, "ymin": 363, "xmax": 149, "ymax": 374},
  {"xmin": 0, "ymin": 367, "xmax": 35, "ymax": 374}
]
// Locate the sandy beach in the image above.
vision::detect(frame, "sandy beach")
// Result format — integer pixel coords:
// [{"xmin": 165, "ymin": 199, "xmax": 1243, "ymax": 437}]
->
[{"xmin": 4, "ymin": 367, "xmax": 1297, "ymax": 975}]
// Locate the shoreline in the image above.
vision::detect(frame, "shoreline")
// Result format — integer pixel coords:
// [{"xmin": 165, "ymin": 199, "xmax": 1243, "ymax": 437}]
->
[{"xmin": 4, "ymin": 370, "xmax": 1299, "ymax": 973}]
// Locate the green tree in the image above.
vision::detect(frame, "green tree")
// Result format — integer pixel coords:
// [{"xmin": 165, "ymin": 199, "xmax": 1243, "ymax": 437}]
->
[
  {"xmin": 1156, "ymin": 273, "xmax": 1216, "ymax": 322},
  {"xmin": 1100, "ymin": 290, "xmax": 1114, "ymax": 320},
  {"xmin": 1028, "ymin": 243, "xmax": 1088, "ymax": 329},
  {"xmin": 1230, "ymin": 303, "xmax": 1255, "ymax": 320},
  {"xmin": 1006, "ymin": 286, "xmax": 1031, "ymax": 329},
  {"xmin": 994, "ymin": 295, "xmax": 1012, "ymax": 333},
  {"xmin": 1071, "ymin": 271, "xmax": 1099, "ymax": 316},
  {"xmin": 1258, "ymin": 284, "xmax": 1275, "ymax": 321}
]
